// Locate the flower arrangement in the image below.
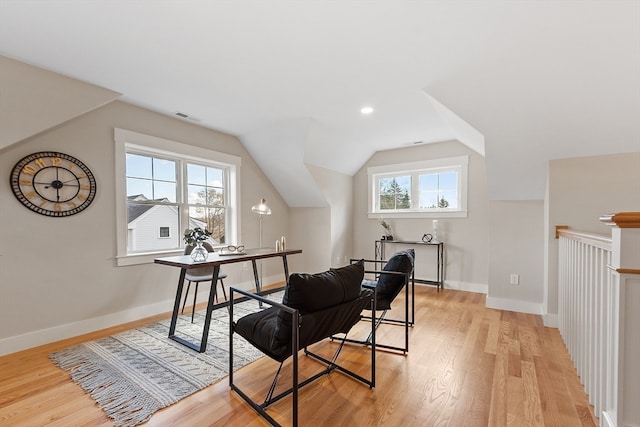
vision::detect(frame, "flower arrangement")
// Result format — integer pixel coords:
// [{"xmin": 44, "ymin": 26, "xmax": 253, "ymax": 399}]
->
[{"xmin": 183, "ymin": 227, "xmax": 212, "ymax": 246}]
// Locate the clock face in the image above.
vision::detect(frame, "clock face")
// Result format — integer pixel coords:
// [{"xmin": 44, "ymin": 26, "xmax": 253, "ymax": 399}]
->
[{"xmin": 10, "ymin": 151, "xmax": 97, "ymax": 217}]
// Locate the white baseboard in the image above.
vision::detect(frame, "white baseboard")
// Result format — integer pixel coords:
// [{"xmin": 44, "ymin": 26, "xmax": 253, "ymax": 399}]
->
[
  {"xmin": 427, "ymin": 280, "xmax": 487, "ymax": 294},
  {"xmin": 543, "ymin": 313, "xmax": 558, "ymax": 328},
  {"xmin": 0, "ymin": 279, "xmax": 258, "ymax": 357},
  {"xmin": 0, "ymin": 299, "xmax": 174, "ymax": 357},
  {"xmin": 485, "ymin": 296, "xmax": 545, "ymax": 316},
  {"xmin": 600, "ymin": 410, "xmax": 615, "ymax": 427}
]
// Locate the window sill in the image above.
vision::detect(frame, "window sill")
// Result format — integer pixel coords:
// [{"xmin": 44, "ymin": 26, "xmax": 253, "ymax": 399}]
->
[
  {"xmin": 116, "ymin": 249, "xmax": 183, "ymax": 266},
  {"xmin": 367, "ymin": 211, "xmax": 468, "ymax": 219}
]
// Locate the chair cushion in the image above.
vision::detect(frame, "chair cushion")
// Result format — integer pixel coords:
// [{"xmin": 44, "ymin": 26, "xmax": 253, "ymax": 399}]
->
[
  {"xmin": 185, "ymin": 271, "xmax": 228, "ymax": 282},
  {"xmin": 282, "ymin": 260, "xmax": 364, "ymax": 313},
  {"xmin": 375, "ymin": 249, "xmax": 414, "ymax": 309},
  {"xmin": 234, "ymin": 261, "xmax": 369, "ymax": 363},
  {"xmin": 235, "ymin": 288, "xmax": 373, "ymax": 362}
]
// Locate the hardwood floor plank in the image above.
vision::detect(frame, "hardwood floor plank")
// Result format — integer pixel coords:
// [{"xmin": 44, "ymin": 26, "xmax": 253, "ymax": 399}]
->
[
  {"xmin": 521, "ymin": 360, "xmax": 545, "ymax": 427},
  {"xmin": 0, "ymin": 286, "xmax": 598, "ymax": 426}
]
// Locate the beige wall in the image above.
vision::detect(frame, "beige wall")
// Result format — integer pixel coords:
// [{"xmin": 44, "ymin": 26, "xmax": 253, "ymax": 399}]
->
[
  {"xmin": 487, "ymin": 200, "xmax": 545, "ymax": 313},
  {"xmin": 0, "ymin": 100, "xmax": 289, "ymax": 354},
  {"xmin": 307, "ymin": 164, "xmax": 354, "ymax": 268},
  {"xmin": 288, "ymin": 207, "xmax": 332, "ymax": 273},
  {"xmin": 285, "ymin": 165, "xmax": 354, "ymax": 274},
  {"xmin": 353, "ymin": 141, "xmax": 489, "ymax": 292},
  {"xmin": 545, "ymin": 152, "xmax": 640, "ymax": 317}
]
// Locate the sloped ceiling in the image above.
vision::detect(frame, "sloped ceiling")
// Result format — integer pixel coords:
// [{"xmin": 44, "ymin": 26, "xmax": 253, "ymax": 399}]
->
[
  {"xmin": 0, "ymin": 1, "xmax": 638, "ymax": 203},
  {"xmin": 0, "ymin": 56, "xmax": 120, "ymax": 151}
]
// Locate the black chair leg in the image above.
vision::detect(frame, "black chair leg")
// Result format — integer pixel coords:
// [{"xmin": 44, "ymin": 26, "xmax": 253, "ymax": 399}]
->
[
  {"xmin": 191, "ymin": 282, "xmax": 199, "ymax": 323},
  {"xmin": 219, "ymin": 279, "xmax": 227, "ymax": 301},
  {"xmin": 181, "ymin": 281, "xmax": 192, "ymax": 314}
]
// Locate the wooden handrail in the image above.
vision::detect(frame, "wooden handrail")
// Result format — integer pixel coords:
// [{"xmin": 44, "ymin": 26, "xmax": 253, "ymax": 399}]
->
[
  {"xmin": 599, "ymin": 211, "xmax": 640, "ymax": 228},
  {"xmin": 556, "ymin": 227, "xmax": 612, "ymax": 251}
]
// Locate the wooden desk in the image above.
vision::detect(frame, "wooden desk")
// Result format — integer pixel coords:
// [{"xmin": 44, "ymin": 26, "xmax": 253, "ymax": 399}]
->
[
  {"xmin": 155, "ymin": 247, "xmax": 302, "ymax": 352},
  {"xmin": 375, "ymin": 240, "xmax": 444, "ymax": 291}
]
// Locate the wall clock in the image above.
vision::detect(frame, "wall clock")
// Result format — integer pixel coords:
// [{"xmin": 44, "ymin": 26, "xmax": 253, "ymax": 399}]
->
[{"xmin": 10, "ymin": 151, "xmax": 97, "ymax": 217}]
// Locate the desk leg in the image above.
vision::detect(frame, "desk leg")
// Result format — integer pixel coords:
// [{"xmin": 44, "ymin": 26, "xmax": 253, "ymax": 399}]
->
[
  {"xmin": 251, "ymin": 260, "xmax": 263, "ymax": 308},
  {"xmin": 437, "ymin": 244, "xmax": 444, "ymax": 291},
  {"xmin": 251, "ymin": 260, "xmax": 261, "ymax": 293},
  {"xmin": 169, "ymin": 268, "xmax": 187, "ymax": 338},
  {"xmin": 198, "ymin": 265, "xmax": 220, "ymax": 353},
  {"xmin": 282, "ymin": 255, "xmax": 290, "ymax": 284}
]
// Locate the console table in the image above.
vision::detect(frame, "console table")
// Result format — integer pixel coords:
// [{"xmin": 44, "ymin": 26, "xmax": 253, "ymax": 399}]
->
[
  {"xmin": 375, "ymin": 240, "xmax": 444, "ymax": 291},
  {"xmin": 155, "ymin": 247, "xmax": 302, "ymax": 352}
]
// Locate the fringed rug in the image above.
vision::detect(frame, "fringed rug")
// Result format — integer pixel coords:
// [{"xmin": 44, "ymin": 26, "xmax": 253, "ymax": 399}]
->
[{"xmin": 50, "ymin": 292, "xmax": 282, "ymax": 426}]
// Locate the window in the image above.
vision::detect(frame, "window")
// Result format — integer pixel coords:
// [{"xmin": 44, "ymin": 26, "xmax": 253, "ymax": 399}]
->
[
  {"xmin": 159, "ymin": 227, "xmax": 170, "ymax": 238},
  {"xmin": 115, "ymin": 129, "xmax": 241, "ymax": 266},
  {"xmin": 368, "ymin": 156, "xmax": 468, "ymax": 218}
]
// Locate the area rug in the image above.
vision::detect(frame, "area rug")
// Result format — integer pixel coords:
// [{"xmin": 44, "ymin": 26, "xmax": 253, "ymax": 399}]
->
[{"xmin": 49, "ymin": 292, "xmax": 283, "ymax": 427}]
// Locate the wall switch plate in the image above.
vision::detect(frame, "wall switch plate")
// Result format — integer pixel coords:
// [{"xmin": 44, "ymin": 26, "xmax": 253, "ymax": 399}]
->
[{"xmin": 510, "ymin": 274, "xmax": 520, "ymax": 285}]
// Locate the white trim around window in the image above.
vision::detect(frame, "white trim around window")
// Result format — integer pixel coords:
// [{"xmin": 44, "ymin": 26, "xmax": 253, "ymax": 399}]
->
[
  {"xmin": 367, "ymin": 155, "xmax": 469, "ymax": 219},
  {"xmin": 114, "ymin": 128, "xmax": 242, "ymax": 266}
]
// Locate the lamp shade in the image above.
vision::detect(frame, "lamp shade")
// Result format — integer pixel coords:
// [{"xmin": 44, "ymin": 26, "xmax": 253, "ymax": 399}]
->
[{"xmin": 251, "ymin": 198, "xmax": 272, "ymax": 215}]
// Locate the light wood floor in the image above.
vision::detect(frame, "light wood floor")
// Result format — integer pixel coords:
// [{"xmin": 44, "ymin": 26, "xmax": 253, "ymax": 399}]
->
[{"xmin": 0, "ymin": 285, "xmax": 598, "ymax": 426}]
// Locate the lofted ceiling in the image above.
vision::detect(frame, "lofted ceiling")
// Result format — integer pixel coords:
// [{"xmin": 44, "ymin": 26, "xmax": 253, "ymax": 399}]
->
[{"xmin": 1, "ymin": 1, "xmax": 638, "ymax": 205}]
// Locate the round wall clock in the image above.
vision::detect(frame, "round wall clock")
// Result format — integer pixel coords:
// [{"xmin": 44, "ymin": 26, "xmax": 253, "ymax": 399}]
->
[{"xmin": 10, "ymin": 151, "xmax": 97, "ymax": 217}]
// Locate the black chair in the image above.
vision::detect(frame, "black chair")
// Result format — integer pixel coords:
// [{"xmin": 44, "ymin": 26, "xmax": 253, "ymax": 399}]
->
[
  {"xmin": 229, "ymin": 261, "xmax": 376, "ymax": 427},
  {"xmin": 338, "ymin": 249, "xmax": 415, "ymax": 354},
  {"xmin": 181, "ymin": 242, "xmax": 228, "ymax": 323}
]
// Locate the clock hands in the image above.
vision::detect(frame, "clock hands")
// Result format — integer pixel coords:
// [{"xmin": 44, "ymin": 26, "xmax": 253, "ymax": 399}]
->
[{"xmin": 33, "ymin": 167, "xmax": 81, "ymax": 189}]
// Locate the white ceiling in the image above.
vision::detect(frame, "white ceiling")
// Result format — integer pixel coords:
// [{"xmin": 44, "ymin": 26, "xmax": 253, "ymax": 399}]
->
[{"xmin": 1, "ymin": 1, "xmax": 638, "ymax": 204}]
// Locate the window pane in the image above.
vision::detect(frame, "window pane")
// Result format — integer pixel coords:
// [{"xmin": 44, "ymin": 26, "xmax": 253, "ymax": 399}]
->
[
  {"xmin": 159, "ymin": 226, "xmax": 170, "ymax": 237},
  {"xmin": 420, "ymin": 174, "xmax": 437, "ymax": 190},
  {"xmin": 153, "ymin": 158, "xmax": 176, "ymax": 181},
  {"xmin": 419, "ymin": 191, "xmax": 439, "ymax": 208},
  {"xmin": 419, "ymin": 172, "xmax": 458, "ymax": 209},
  {"xmin": 154, "ymin": 181, "xmax": 176, "ymax": 202},
  {"xmin": 379, "ymin": 176, "xmax": 411, "ymax": 210},
  {"xmin": 439, "ymin": 190, "xmax": 458, "ymax": 209},
  {"xmin": 439, "ymin": 172, "xmax": 458, "ymax": 191},
  {"xmin": 207, "ymin": 188, "xmax": 224, "ymax": 205},
  {"xmin": 188, "ymin": 184, "xmax": 207, "ymax": 204},
  {"xmin": 419, "ymin": 173, "xmax": 437, "ymax": 208},
  {"xmin": 187, "ymin": 164, "xmax": 206, "ymax": 185},
  {"xmin": 126, "ymin": 153, "xmax": 152, "ymax": 179},
  {"xmin": 207, "ymin": 167, "xmax": 223, "ymax": 187},
  {"xmin": 127, "ymin": 202, "xmax": 179, "ymax": 252},
  {"xmin": 126, "ymin": 177, "xmax": 152, "ymax": 199},
  {"xmin": 189, "ymin": 206, "xmax": 226, "ymax": 244}
]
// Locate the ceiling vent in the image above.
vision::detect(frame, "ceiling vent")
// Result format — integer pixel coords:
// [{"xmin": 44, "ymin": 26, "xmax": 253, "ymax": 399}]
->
[{"xmin": 173, "ymin": 111, "xmax": 202, "ymax": 122}]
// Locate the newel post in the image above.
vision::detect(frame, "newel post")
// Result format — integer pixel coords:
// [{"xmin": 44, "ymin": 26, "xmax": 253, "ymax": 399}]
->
[{"xmin": 599, "ymin": 212, "xmax": 640, "ymax": 427}]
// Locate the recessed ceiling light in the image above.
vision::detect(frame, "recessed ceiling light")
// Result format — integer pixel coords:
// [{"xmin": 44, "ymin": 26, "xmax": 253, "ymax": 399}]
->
[{"xmin": 360, "ymin": 106, "xmax": 374, "ymax": 115}]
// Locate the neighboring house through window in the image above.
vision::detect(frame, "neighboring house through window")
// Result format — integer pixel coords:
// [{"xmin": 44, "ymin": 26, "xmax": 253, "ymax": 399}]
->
[
  {"xmin": 368, "ymin": 156, "xmax": 468, "ymax": 219},
  {"xmin": 114, "ymin": 128, "xmax": 241, "ymax": 266}
]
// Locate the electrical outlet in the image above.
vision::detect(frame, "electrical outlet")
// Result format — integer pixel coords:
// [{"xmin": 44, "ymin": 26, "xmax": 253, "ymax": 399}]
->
[
  {"xmin": 242, "ymin": 262, "xmax": 249, "ymax": 272},
  {"xmin": 510, "ymin": 274, "xmax": 520, "ymax": 285}
]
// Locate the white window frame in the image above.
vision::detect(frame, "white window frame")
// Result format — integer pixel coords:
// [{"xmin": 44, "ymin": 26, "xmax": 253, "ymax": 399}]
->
[
  {"xmin": 114, "ymin": 128, "xmax": 241, "ymax": 266},
  {"xmin": 367, "ymin": 155, "xmax": 468, "ymax": 219}
]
